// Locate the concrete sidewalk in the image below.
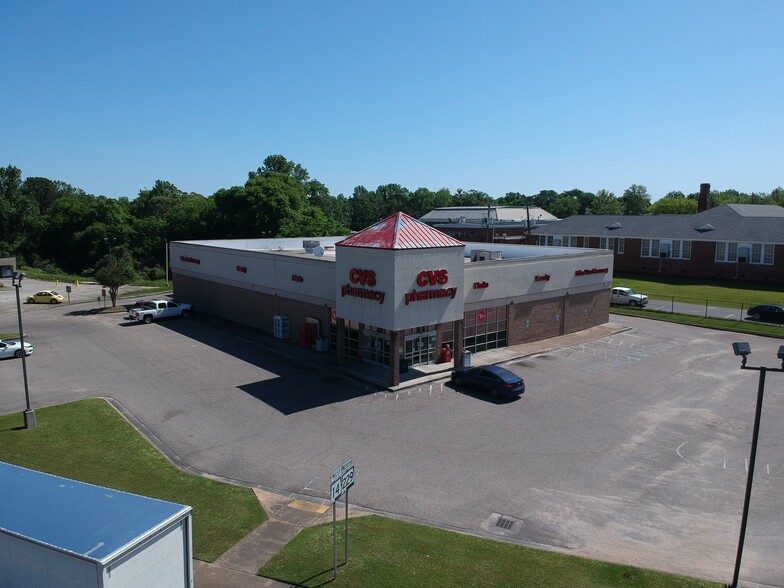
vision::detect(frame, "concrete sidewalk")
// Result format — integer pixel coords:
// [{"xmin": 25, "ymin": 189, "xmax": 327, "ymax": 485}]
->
[
  {"xmin": 195, "ymin": 490, "xmax": 371, "ymax": 587},
  {"xmin": 191, "ymin": 321, "xmax": 630, "ymax": 587}
]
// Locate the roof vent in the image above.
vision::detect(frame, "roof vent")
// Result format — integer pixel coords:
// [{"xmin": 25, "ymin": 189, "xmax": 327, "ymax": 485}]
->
[
  {"xmin": 695, "ymin": 223, "xmax": 715, "ymax": 233},
  {"xmin": 605, "ymin": 221, "xmax": 623, "ymax": 230}
]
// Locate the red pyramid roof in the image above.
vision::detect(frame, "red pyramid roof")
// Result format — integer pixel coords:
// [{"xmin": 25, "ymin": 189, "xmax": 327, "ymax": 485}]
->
[{"xmin": 337, "ymin": 212, "xmax": 464, "ymax": 250}]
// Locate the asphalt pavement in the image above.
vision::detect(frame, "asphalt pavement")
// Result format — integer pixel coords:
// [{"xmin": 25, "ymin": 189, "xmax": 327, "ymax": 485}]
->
[
  {"xmin": 2, "ymin": 279, "xmax": 783, "ymax": 587},
  {"xmin": 178, "ymin": 321, "xmax": 632, "ymax": 588}
]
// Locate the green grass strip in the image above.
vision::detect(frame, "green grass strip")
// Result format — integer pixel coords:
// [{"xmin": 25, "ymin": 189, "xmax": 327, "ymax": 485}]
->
[
  {"xmin": 260, "ymin": 516, "xmax": 720, "ymax": 588},
  {"xmin": 0, "ymin": 399, "xmax": 265, "ymax": 562},
  {"xmin": 610, "ymin": 307, "xmax": 783, "ymax": 338}
]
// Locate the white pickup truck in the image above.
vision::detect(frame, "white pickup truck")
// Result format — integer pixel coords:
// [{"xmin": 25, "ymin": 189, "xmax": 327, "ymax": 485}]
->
[
  {"xmin": 611, "ymin": 287, "xmax": 648, "ymax": 307},
  {"xmin": 128, "ymin": 300, "xmax": 193, "ymax": 323}
]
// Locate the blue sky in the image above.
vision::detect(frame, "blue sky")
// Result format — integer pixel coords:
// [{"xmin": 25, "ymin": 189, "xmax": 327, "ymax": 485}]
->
[{"xmin": 2, "ymin": 1, "xmax": 782, "ymax": 202}]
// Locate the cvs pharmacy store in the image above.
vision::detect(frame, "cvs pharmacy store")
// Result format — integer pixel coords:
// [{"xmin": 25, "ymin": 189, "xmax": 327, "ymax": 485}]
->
[{"xmin": 171, "ymin": 213, "xmax": 612, "ymax": 386}]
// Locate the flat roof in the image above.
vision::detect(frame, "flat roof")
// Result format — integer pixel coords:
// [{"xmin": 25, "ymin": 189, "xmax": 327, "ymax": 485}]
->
[{"xmin": 0, "ymin": 461, "xmax": 190, "ymax": 564}]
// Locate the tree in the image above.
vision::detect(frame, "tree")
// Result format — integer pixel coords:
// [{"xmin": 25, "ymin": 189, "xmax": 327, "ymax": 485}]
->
[
  {"xmin": 649, "ymin": 191, "xmax": 697, "ymax": 215},
  {"xmin": 95, "ymin": 254, "xmax": 137, "ymax": 307},
  {"xmin": 166, "ymin": 195, "xmax": 214, "ymax": 240},
  {"xmin": 498, "ymin": 192, "xmax": 527, "ymax": 206},
  {"xmin": 376, "ymin": 183, "xmax": 411, "ymax": 217},
  {"xmin": 130, "ymin": 180, "xmax": 187, "ymax": 219},
  {"xmin": 249, "ymin": 154, "xmax": 309, "ymax": 184},
  {"xmin": 21, "ymin": 177, "xmax": 75, "ymax": 215},
  {"xmin": 0, "ymin": 165, "xmax": 36, "ymax": 249},
  {"xmin": 533, "ymin": 190, "xmax": 559, "ymax": 213},
  {"xmin": 560, "ymin": 189, "xmax": 595, "ymax": 215},
  {"xmin": 620, "ymin": 184, "xmax": 651, "ymax": 215},
  {"xmin": 770, "ymin": 187, "xmax": 784, "ymax": 206},
  {"xmin": 587, "ymin": 190, "xmax": 625, "ymax": 215},
  {"xmin": 349, "ymin": 186, "xmax": 384, "ymax": 230},
  {"xmin": 408, "ymin": 187, "xmax": 453, "ymax": 219},
  {"xmin": 278, "ymin": 205, "xmax": 351, "ymax": 237},
  {"xmin": 453, "ymin": 189, "xmax": 492, "ymax": 206},
  {"xmin": 549, "ymin": 195, "xmax": 579, "ymax": 219}
]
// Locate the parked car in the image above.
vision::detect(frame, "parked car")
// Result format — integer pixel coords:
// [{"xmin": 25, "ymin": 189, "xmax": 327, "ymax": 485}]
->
[
  {"xmin": 451, "ymin": 365, "xmax": 525, "ymax": 398},
  {"xmin": 26, "ymin": 290, "xmax": 64, "ymax": 304},
  {"xmin": 746, "ymin": 304, "xmax": 784, "ymax": 323},
  {"xmin": 611, "ymin": 287, "xmax": 648, "ymax": 307},
  {"xmin": 128, "ymin": 300, "xmax": 193, "ymax": 324},
  {"xmin": 0, "ymin": 338, "xmax": 33, "ymax": 359}
]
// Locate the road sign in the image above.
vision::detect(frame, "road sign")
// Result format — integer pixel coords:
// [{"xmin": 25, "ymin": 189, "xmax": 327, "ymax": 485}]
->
[
  {"xmin": 330, "ymin": 458, "xmax": 354, "ymax": 503},
  {"xmin": 330, "ymin": 458, "xmax": 356, "ymax": 579}
]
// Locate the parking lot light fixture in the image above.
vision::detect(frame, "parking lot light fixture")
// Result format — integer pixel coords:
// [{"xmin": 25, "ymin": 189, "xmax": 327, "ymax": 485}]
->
[
  {"xmin": 732, "ymin": 341, "xmax": 751, "ymax": 367},
  {"xmin": 728, "ymin": 342, "xmax": 784, "ymax": 588},
  {"xmin": 11, "ymin": 271, "xmax": 36, "ymax": 429}
]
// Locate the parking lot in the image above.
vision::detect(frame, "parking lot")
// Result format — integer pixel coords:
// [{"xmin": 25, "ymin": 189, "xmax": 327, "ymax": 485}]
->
[
  {"xmin": 1, "ymin": 292, "xmax": 782, "ymax": 587},
  {"xmin": 0, "ymin": 277, "xmax": 154, "ymax": 320}
]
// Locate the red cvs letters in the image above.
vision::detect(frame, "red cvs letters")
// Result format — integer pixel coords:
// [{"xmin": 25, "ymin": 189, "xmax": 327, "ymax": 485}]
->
[
  {"xmin": 349, "ymin": 268, "xmax": 376, "ymax": 287},
  {"xmin": 416, "ymin": 269, "xmax": 448, "ymax": 287}
]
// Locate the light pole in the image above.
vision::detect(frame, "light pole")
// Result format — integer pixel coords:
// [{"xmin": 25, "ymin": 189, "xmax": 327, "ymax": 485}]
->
[
  {"xmin": 104, "ymin": 237, "xmax": 115, "ymax": 261},
  {"xmin": 728, "ymin": 342, "xmax": 784, "ymax": 588},
  {"xmin": 12, "ymin": 271, "xmax": 36, "ymax": 429}
]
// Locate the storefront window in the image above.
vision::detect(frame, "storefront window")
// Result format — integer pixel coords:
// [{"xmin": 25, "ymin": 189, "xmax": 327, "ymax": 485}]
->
[
  {"xmin": 363, "ymin": 330, "xmax": 390, "ymax": 366},
  {"xmin": 330, "ymin": 321, "xmax": 361, "ymax": 359},
  {"xmin": 463, "ymin": 306, "xmax": 508, "ymax": 353}
]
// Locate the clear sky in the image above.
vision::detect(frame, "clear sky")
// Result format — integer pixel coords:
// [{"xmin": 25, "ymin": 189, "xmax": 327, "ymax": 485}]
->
[{"xmin": 2, "ymin": 1, "xmax": 782, "ymax": 202}]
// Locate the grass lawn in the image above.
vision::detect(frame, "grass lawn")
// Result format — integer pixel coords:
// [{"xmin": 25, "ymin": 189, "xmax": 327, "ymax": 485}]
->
[
  {"xmin": 0, "ymin": 398, "xmax": 266, "ymax": 562},
  {"xmin": 259, "ymin": 516, "xmax": 721, "ymax": 588},
  {"xmin": 610, "ymin": 274, "xmax": 784, "ymax": 338},
  {"xmin": 612, "ymin": 273, "xmax": 784, "ymax": 306}
]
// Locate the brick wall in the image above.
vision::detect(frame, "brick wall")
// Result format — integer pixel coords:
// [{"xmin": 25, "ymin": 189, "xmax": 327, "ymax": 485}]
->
[
  {"xmin": 611, "ymin": 239, "xmax": 784, "ymax": 284},
  {"xmin": 176, "ymin": 273, "xmax": 611, "ymax": 357},
  {"xmin": 174, "ymin": 273, "xmax": 329, "ymax": 343},
  {"xmin": 508, "ymin": 289, "xmax": 609, "ymax": 345}
]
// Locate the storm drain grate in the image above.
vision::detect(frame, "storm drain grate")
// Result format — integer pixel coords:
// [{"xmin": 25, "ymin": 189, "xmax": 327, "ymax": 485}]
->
[
  {"xmin": 496, "ymin": 516, "xmax": 514, "ymax": 530},
  {"xmin": 483, "ymin": 513, "xmax": 522, "ymax": 536}
]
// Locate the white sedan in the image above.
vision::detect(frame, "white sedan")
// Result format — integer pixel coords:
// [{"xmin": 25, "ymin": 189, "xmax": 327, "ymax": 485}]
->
[{"xmin": 0, "ymin": 338, "xmax": 34, "ymax": 359}]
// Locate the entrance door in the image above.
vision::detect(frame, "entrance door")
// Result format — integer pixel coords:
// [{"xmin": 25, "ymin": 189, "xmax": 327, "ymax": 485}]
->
[{"xmin": 404, "ymin": 332, "xmax": 437, "ymax": 366}]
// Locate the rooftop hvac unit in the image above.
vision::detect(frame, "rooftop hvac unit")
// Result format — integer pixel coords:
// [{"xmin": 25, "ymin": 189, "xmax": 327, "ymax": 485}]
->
[
  {"xmin": 302, "ymin": 240, "xmax": 320, "ymax": 253},
  {"xmin": 470, "ymin": 250, "xmax": 502, "ymax": 262}
]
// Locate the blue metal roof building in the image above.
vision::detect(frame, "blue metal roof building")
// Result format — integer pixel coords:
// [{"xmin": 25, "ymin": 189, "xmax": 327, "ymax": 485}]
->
[{"xmin": 0, "ymin": 461, "xmax": 193, "ymax": 588}]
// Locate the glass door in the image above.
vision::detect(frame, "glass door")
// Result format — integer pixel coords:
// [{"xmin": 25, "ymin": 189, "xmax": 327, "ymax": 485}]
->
[{"xmin": 404, "ymin": 332, "xmax": 437, "ymax": 366}]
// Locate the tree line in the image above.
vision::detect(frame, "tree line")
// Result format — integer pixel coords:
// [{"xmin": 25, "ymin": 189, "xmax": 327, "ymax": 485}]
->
[{"xmin": 1, "ymin": 155, "xmax": 782, "ymax": 281}]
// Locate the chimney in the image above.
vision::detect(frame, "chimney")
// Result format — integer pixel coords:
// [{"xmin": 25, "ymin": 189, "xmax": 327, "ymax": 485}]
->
[{"xmin": 698, "ymin": 183, "xmax": 711, "ymax": 213}]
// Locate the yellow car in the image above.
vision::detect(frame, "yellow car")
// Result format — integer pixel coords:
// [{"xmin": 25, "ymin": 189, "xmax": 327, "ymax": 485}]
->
[{"xmin": 27, "ymin": 290, "xmax": 64, "ymax": 304}]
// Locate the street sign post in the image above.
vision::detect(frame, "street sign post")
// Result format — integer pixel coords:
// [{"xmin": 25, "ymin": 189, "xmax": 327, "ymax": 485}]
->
[{"xmin": 330, "ymin": 458, "xmax": 355, "ymax": 579}]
